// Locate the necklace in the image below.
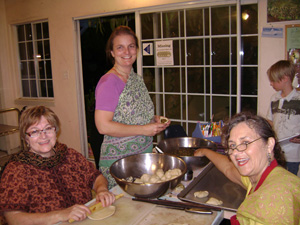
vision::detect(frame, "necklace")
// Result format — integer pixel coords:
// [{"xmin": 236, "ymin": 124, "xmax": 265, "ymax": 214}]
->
[{"xmin": 112, "ymin": 67, "xmax": 129, "ymax": 82}]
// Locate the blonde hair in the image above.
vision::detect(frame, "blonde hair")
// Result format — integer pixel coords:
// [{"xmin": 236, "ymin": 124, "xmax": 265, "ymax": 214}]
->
[
  {"xmin": 19, "ymin": 106, "xmax": 60, "ymax": 150},
  {"xmin": 267, "ymin": 60, "xmax": 295, "ymax": 82}
]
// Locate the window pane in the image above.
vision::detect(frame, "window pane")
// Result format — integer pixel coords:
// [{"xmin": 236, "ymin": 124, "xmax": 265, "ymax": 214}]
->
[
  {"xmin": 187, "ymin": 67, "xmax": 204, "ymax": 93},
  {"xmin": 188, "ymin": 95, "xmax": 204, "ymax": 121},
  {"xmin": 173, "ymin": 40, "xmax": 185, "ymax": 65},
  {"xmin": 166, "ymin": 94, "xmax": 183, "ymax": 119},
  {"xmin": 17, "ymin": 25, "xmax": 25, "ymax": 41},
  {"xmin": 187, "ymin": 39, "xmax": 204, "ymax": 65},
  {"xmin": 231, "ymin": 67, "xmax": 237, "ymax": 94},
  {"xmin": 165, "ymin": 68, "xmax": 181, "ymax": 92},
  {"xmin": 43, "ymin": 22, "xmax": 49, "ymax": 38},
  {"xmin": 47, "ymin": 80, "xmax": 54, "ymax": 97},
  {"xmin": 143, "ymin": 68, "xmax": 162, "ymax": 92},
  {"xmin": 186, "ymin": 9, "xmax": 203, "ymax": 37},
  {"xmin": 231, "ymin": 6, "xmax": 237, "ymax": 34},
  {"xmin": 141, "ymin": 13, "xmax": 161, "ymax": 39},
  {"xmin": 241, "ymin": 67, "xmax": 258, "ymax": 95},
  {"xmin": 27, "ymin": 42, "xmax": 34, "ymax": 60},
  {"xmin": 212, "ymin": 38, "xmax": 229, "ymax": 65},
  {"xmin": 241, "ymin": 97, "xmax": 257, "ymax": 113},
  {"xmin": 231, "ymin": 37, "xmax": 237, "ymax": 64},
  {"xmin": 212, "ymin": 96, "xmax": 230, "ymax": 121},
  {"xmin": 37, "ymin": 41, "xmax": 44, "ymax": 59},
  {"xmin": 211, "ymin": 7, "xmax": 229, "ymax": 35},
  {"xmin": 35, "ymin": 23, "xmax": 42, "ymax": 39},
  {"xmin": 241, "ymin": 4, "xmax": 258, "ymax": 35},
  {"xmin": 39, "ymin": 61, "xmax": 45, "ymax": 79},
  {"xmin": 20, "ymin": 62, "xmax": 28, "ymax": 78},
  {"xmin": 242, "ymin": 36, "xmax": 258, "ymax": 65},
  {"xmin": 44, "ymin": 40, "xmax": 51, "ymax": 59},
  {"xmin": 40, "ymin": 80, "xmax": 47, "ymax": 97},
  {"xmin": 163, "ymin": 11, "xmax": 179, "ymax": 38},
  {"xmin": 25, "ymin": 24, "xmax": 32, "ymax": 41},
  {"xmin": 30, "ymin": 80, "xmax": 37, "ymax": 97},
  {"xmin": 212, "ymin": 67, "xmax": 229, "ymax": 94},
  {"xmin": 22, "ymin": 80, "xmax": 30, "ymax": 97},
  {"xmin": 19, "ymin": 43, "xmax": 27, "ymax": 60},
  {"xmin": 28, "ymin": 61, "xmax": 36, "ymax": 79},
  {"xmin": 46, "ymin": 61, "xmax": 52, "ymax": 79}
]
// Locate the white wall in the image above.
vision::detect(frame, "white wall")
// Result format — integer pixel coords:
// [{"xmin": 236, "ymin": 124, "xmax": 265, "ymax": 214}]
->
[{"xmin": 0, "ymin": 0, "xmax": 299, "ymax": 154}]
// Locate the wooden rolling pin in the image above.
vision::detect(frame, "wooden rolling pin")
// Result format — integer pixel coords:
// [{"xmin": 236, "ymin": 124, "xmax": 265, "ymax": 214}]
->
[{"xmin": 69, "ymin": 193, "xmax": 124, "ymax": 223}]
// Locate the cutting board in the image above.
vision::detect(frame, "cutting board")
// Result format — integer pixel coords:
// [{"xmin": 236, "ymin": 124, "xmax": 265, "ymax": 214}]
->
[{"xmin": 61, "ymin": 197, "xmax": 155, "ymax": 225}]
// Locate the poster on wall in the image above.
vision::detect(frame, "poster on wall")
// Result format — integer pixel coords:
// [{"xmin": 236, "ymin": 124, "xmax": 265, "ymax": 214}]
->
[
  {"xmin": 267, "ymin": 0, "xmax": 300, "ymax": 22},
  {"xmin": 155, "ymin": 40, "xmax": 174, "ymax": 66},
  {"xmin": 286, "ymin": 24, "xmax": 300, "ymax": 87}
]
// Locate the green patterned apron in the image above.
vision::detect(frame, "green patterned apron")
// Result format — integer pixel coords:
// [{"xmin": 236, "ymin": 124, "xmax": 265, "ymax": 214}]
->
[{"xmin": 99, "ymin": 70, "xmax": 154, "ymax": 189}]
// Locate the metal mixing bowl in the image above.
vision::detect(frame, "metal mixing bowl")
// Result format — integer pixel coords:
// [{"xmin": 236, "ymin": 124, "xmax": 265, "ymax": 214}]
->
[
  {"xmin": 110, "ymin": 153, "xmax": 187, "ymax": 198},
  {"xmin": 157, "ymin": 137, "xmax": 217, "ymax": 171}
]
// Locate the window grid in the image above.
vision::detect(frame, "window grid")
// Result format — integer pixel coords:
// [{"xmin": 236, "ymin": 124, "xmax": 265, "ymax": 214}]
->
[
  {"xmin": 140, "ymin": 3, "xmax": 258, "ymax": 135},
  {"xmin": 17, "ymin": 21, "xmax": 53, "ymax": 98}
]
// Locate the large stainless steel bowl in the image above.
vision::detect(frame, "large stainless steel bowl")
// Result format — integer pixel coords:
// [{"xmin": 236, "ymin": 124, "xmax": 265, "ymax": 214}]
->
[
  {"xmin": 110, "ymin": 153, "xmax": 187, "ymax": 198},
  {"xmin": 157, "ymin": 137, "xmax": 217, "ymax": 171}
]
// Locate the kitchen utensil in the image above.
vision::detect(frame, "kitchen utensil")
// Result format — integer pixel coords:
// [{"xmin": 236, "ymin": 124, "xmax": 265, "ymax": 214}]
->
[
  {"xmin": 68, "ymin": 194, "xmax": 124, "ymax": 223},
  {"xmin": 177, "ymin": 163, "xmax": 246, "ymax": 212},
  {"xmin": 110, "ymin": 153, "xmax": 187, "ymax": 198},
  {"xmin": 155, "ymin": 146, "xmax": 164, "ymax": 154},
  {"xmin": 157, "ymin": 137, "xmax": 217, "ymax": 171}
]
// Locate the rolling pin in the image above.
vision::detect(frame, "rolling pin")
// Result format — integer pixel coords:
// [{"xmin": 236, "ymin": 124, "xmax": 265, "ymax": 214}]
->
[{"xmin": 69, "ymin": 193, "xmax": 124, "ymax": 223}]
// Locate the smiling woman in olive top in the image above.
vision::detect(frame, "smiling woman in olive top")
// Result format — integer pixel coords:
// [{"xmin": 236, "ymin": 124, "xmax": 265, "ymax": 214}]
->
[
  {"xmin": 195, "ymin": 112, "xmax": 300, "ymax": 225},
  {"xmin": 0, "ymin": 106, "xmax": 115, "ymax": 225}
]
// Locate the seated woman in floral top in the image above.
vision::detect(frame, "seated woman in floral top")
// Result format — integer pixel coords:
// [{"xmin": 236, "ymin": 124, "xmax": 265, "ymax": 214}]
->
[{"xmin": 0, "ymin": 106, "xmax": 115, "ymax": 225}]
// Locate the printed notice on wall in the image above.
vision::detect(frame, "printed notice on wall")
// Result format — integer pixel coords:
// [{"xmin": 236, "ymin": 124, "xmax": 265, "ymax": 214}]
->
[{"xmin": 155, "ymin": 40, "xmax": 174, "ymax": 66}]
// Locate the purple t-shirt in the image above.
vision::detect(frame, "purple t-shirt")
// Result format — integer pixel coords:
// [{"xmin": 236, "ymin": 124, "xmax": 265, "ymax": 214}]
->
[{"xmin": 95, "ymin": 73, "xmax": 125, "ymax": 112}]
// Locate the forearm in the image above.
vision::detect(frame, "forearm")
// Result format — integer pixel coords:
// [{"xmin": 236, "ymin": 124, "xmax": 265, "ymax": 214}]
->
[
  {"xmin": 97, "ymin": 121, "xmax": 147, "ymax": 137},
  {"xmin": 196, "ymin": 148, "xmax": 243, "ymax": 186},
  {"xmin": 4, "ymin": 210, "xmax": 62, "ymax": 225},
  {"xmin": 93, "ymin": 175, "xmax": 109, "ymax": 193}
]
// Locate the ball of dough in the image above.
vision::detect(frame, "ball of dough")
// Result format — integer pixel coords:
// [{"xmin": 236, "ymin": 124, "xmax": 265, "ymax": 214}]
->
[
  {"xmin": 206, "ymin": 197, "xmax": 223, "ymax": 206},
  {"xmin": 156, "ymin": 168, "xmax": 164, "ymax": 178},
  {"xmin": 194, "ymin": 190, "xmax": 209, "ymax": 198},
  {"xmin": 149, "ymin": 175, "xmax": 160, "ymax": 183},
  {"xmin": 141, "ymin": 173, "xmax": 151, "ymax": 183}
]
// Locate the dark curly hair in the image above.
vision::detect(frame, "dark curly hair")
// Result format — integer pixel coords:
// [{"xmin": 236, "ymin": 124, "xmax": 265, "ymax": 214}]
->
[{"xmin": 222, "ymin": 112, "xmax": 286, "ymax": 168}]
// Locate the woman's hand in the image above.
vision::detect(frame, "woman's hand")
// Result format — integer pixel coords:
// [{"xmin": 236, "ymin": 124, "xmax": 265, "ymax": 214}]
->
[
  {"xmin": 194, "ymin": 148, "xmax": 209, "ymax": 157},
  {"xmin": 143, "ymin": 122, "xmax": 169, "ymax": 136},
  {"xmin": 59, "ymin": 204, "xmax": 91, "ymax": 222},
  {"xmin": 95, "ymin": 190, "xmax": 116, "ymax": 207}
]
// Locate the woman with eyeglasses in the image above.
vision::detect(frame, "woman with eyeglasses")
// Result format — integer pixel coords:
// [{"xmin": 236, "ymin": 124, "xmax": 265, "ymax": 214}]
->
[
  {"xmin": 0, "ymin": 106, "xmax": 115, "ymax": 225},
  {"xmin": 194, "ymin": 112, "xmax": 300, "ymax": 225}
]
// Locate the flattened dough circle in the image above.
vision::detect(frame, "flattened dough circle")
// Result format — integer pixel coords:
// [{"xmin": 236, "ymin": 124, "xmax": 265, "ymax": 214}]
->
[{"xmin": 88, "ymin": 205, "xmax": 116, "ymax": 220}]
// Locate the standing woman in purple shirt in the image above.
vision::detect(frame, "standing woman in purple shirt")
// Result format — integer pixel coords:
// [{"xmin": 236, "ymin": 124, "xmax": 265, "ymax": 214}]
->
[{"xmin": 94, "ymin": 26, "xmax": 170, "ymax": 189}]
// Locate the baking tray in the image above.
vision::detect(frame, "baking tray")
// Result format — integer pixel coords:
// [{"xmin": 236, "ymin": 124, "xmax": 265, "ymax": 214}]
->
[{"xmin": 177, "ymin": 162, "xmax": 246, "ymax": 212}]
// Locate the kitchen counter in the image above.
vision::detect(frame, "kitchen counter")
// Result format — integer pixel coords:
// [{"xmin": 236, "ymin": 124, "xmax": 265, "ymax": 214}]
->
[{"xmin": 60, "ymin": 194, "xmax": 223, "ymax": 225}]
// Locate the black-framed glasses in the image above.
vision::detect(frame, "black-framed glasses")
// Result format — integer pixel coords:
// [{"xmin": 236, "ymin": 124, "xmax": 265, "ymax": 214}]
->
[
  {"xmin": 225, "ymin": 137, "xmax": 263, "ymax": 155},
  {"xmin": 26, "ymin": 126, "xmax": 56, "ymax": 138}
]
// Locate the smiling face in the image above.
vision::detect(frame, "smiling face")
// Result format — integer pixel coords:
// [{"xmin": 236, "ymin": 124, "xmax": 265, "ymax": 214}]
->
[
  {"xmin": 111, "ymin": 34, "xmax": 137, "ymax": 69},
  {"xmin": 228, "ymin": 122, "xmax": 272, "ymax": 184},
  {"xmin": 25, "ymin": 116, "xmax": 57, "ymax": 158}
]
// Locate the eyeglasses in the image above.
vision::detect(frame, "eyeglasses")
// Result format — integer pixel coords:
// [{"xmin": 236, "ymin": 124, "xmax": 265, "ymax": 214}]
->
[
  {"xmin": 225, "ymin": 137, "xmax": 263, "ymax": 155},
  {"xmin": 26, "ymin": 126, "xmax": 56, "ymax": 138}
]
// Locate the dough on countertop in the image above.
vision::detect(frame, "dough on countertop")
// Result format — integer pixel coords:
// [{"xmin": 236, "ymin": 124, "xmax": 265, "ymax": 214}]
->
[
  {"xmin": 193, "ymin": 190, "xmax": 209, "ymax": 198},
  {"xmin": 88, "ymin": 205, "xmax": 116, "ymax": 220},
  {"xmin": 206, "ymin": 197, "xmax": 223, "ymax": 206}
]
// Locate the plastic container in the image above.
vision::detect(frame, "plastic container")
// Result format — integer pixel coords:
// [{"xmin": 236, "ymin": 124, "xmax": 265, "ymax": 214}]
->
[{"xmin": 192, "ymin": 123, "xmax": 221, "ymax": 143}]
